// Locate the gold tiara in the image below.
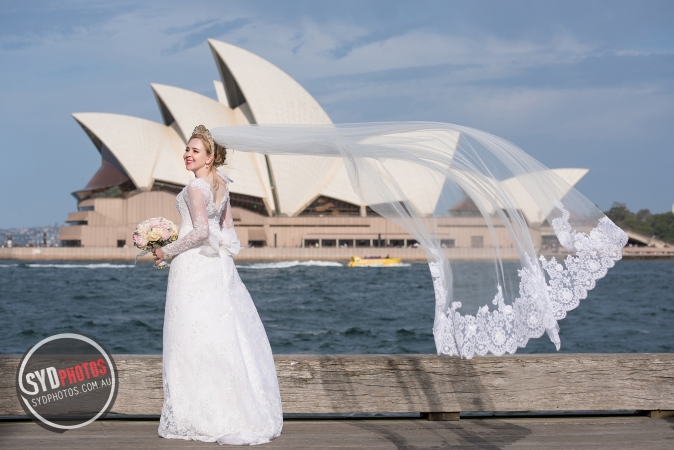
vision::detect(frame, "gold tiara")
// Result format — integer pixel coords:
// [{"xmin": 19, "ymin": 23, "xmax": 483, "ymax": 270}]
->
[{"xmin": 191, "ymin": 125, "xmax": 215, "ymax": 152}]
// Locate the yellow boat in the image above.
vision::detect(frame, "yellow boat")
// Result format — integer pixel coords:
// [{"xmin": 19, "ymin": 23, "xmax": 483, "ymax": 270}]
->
[{"xmin": 347, "ymin": 256, "xmax": 402, "ymax": 267}]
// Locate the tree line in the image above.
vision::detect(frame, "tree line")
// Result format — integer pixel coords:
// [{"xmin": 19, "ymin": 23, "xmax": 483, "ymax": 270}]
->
[{"xmin": 605, "ymin": 203, "xmax": 674, "ymax": 244}]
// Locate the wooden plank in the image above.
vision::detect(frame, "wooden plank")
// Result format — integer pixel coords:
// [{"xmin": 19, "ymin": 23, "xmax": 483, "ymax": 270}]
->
[
  {"xmin": 274, "ymin": 354, "xmax": 674, "ymax": 414},
  {"xmin": 2, "ymin": 354, "xmax": 673, "ymax": 416},
  {"xmin": 1, "ymin": 417, "xmax": 674, "ymax": 449}
]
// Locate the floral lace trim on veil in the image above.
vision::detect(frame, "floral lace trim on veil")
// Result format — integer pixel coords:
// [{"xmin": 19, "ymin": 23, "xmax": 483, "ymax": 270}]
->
[{"xmin": 431, "ymin": 202, "xmax": 628, "ymax": 359}]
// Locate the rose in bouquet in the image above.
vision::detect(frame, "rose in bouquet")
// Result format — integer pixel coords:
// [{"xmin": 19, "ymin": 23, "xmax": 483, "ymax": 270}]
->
[{"xmin": 133, "ymin": 217, "xmax": 178, "ymax": 269}]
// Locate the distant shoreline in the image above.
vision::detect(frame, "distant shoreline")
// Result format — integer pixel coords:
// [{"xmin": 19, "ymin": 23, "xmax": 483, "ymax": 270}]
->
[{"xmin": 1, "ymin": 246, "xmax": 671, "ymax": 261}]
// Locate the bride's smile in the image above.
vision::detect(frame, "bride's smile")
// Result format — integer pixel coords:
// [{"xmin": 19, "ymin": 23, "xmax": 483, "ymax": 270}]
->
[{"xmin": 183, "ymin": 138, "xmax": 210, "ymax": 175}]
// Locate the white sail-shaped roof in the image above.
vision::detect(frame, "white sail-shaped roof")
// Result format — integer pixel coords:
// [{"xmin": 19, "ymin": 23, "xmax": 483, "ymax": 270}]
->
[
  {"xmin": 219, "ymin": 151, "xmax": 275, "ymax": 211},
  {"xmin": 545, "ymin": 168, "xmax": 588, "ymax": 188},
  {"xmin": 270, "ymin": 154, "xmax": 342, "ymax": 216},
  {"xmin": 213, "ymin": 80, "xmax": 228, "ymax": 104},
  {"xmin": 149, "ymin": 123, "xmax": 192, "ymax": 186},
  {"xmin": 73, "ymin": 40, "xmax": 591, "ymax": 222},
  {"xmin": 450, "ymin": 168, "xmax": 589, "ymax": 224},
  {"xmin": 501, "ymin": 168, "xmax": 590, "ymax": 224},
  {"xmin": 72, "ymin": 112, "xmax": 186, "ymax": 189},
  {"xmin": 319, "ymin": 162, "xmax": 368, "ymax": 208},
  {"xmin": 151, "ymin": 83, "xmax": 249, "ymax": 140},
  {"xmin": 208, "ymin": 39, "xmax": 331, "ymax": 124},
  {"xmin": 357, "ymin": 129, "xmax": 461, "ymax": 216},
  {"xmin": 151, "ymin": 83, "xmax": 273, "ymax": 210},
  {"xmin": 209, "ymin": 38, "xmax": 339, "ymax": 216}
]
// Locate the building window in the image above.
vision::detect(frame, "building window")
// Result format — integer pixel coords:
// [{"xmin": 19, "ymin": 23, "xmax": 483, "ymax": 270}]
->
[
  {"xmin": 389, "ymin": 239, "xmax": 405, "ymax": 248},
  {"xmin": 365, "ymin": 206, "xmax": 381, "ymax": 217},
  {"xmin": 61, "ymin": 240, "xmax": 82, "ymax": 247},
  {"xmin": 355, "ymin": 239, "xmax": 371, "ymax": 248},
  {"xmin": 77, "ymin": 205, "xmax": 94, "ymax": 212},
  {"xmin": 90, "ymin": 179, "xmax": 136, "ymax": 199},
  {"xmin": 407, "ymin": 239, "xmax": 419, "ymax": 248},
  {"xmin": 321, "ymin": 239, "xmax": 336, "ymax": 247},
  {"xmin": 541, "ymin": 235, "xmax": 560, "ymax": 251},
  {"xmin": 441, "ymin": 239, "xmax": 456, "ymax": 248},
  {"xmin": 117, "ymin": 240, "xmax": 126, "ymax": 248},
  {"xmin": 471, "ymin": 236, "xmax": 484, "ymax": 248},
  {"xmin": 304, "ymin": 239, "xmax": 319, "ymax": 248},
  {"xmin": 299, "ymin": 196, "xmax": 361, "ymax": 216},
  {"xmin": 230, "ymin": 193, "xmax": 269, "ymax": 216},
  {"xmin": 338, "ymin": 239, "xmax": 353, "ymax": 247},
  {"xmin": 152, "ymin": 180, "xmax": 184, "ymax": 194},
  {"xmin": 365, "ymin": 202, "xmax": 410, "ymax": 217},
  {"xmin": 248, "ymin": 240, "xmax": 266, "ymax": 248},
  {"xmin": 67, "ymin": 221, "xmax": 88, "ymax": 226}
]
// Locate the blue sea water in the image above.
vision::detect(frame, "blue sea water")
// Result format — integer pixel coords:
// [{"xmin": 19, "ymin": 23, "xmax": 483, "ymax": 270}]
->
[{"xmin": 0, "ymin": 259, "xmax": 672, "ymax": 355}]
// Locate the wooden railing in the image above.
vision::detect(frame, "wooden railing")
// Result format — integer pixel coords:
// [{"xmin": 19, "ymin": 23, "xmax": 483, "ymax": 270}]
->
[{"xmin": 2, "ymin": 354, "xmax": 673, "ymax": 419}]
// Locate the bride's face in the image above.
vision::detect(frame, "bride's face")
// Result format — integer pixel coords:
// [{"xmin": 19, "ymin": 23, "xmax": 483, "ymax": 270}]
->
[{"xmin": 184, "ymin": 138, "xmax": 210, "ymax": 172}]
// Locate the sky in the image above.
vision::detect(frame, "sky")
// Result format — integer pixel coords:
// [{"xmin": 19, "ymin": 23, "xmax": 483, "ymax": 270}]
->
[{"xmin": 1, "ymin": 0, "xmax": 673, "ymax": 228}]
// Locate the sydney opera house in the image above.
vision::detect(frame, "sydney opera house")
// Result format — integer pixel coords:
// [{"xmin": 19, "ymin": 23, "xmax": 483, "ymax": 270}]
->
[{"xmin": 58, "ymin": 39, "xmax": 588, "ymax": 251}]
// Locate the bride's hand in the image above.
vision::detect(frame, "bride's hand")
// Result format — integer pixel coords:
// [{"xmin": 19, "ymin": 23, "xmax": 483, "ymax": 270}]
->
[{"xmin": 153, "ymin": 248, "xmax": 165, "ymax": 267}]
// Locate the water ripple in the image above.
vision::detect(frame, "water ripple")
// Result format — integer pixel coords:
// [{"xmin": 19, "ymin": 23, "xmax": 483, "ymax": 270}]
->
[{"xmin": 0, "ymin": 259, "xmax": 672, "ymax": 355}]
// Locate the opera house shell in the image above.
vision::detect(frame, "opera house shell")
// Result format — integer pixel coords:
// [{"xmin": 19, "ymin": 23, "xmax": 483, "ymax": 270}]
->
[{"xmin": 58, "ymin": 39, "xmax": 588, "ymax": 251}]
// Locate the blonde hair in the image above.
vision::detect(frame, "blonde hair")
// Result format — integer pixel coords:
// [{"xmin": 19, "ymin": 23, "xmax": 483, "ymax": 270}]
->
[{"xmin": 189, "ymin": 125, "xmax": 227, "ymax": 190}]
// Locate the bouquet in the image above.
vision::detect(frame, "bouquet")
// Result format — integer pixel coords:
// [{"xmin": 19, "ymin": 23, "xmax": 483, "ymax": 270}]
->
[{"xmin": 133, "ymin": 217, "xmax": 178, "ymax": 269}]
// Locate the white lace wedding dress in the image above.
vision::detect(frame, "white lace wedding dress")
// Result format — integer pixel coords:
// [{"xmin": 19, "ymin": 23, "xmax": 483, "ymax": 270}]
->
[{"xmin": 158, "ymin": 173, "xmax": 283, "ymax": 445}]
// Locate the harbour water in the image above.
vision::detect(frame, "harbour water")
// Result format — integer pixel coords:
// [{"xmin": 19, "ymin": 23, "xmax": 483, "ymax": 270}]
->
[{"xmin": 0, "ymin": 259, "xmax": 672, "ymax": 355}]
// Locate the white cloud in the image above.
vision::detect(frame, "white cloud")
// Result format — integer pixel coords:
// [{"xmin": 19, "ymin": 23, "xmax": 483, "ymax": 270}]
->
[
  {"xmin": 215, "ymin": 21, "xmax": 603, "ymax": 83},
  {"xmin": 313, "ymin": 71, "xmax": 674, "ymax": 141},
  {"xmin": 459, "ymin": 84, "xmax": 673, "ymax": 139}
]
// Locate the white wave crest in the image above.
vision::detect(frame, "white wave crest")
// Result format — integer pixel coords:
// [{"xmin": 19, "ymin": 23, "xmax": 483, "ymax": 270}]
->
[
  {"xmin": 237, "ymin": 260, "xmax": 343, "ymax": 270},
  {"xmin": 0, "ymin": 263, "xmax": 19, "ymax": 267},
  {"xmin": 26, "ymin": 263, "xmax": 135, "ymax": 269}
]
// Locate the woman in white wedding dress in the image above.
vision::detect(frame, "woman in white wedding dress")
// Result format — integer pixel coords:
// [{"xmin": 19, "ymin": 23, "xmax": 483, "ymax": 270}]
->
[{"xmin": 153, "ymin": 125, "xmax": 283, "ymax": 445}]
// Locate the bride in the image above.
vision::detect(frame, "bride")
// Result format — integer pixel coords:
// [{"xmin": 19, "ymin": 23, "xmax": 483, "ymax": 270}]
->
[{"xmin": 152, "ymin": 125, "xmax": 283, "ymax": 445}]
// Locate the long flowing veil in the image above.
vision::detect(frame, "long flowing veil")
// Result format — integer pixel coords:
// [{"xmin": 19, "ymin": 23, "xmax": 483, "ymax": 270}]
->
[{"xmin": 212, "ymin": 123, "xmax": 627, "ymax": 359}]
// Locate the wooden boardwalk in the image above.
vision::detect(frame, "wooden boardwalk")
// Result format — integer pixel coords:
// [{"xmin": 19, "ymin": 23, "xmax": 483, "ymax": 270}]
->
[
  {"xmin": 3, "ymin": 354, "xmax": 673, "ymax": 448},
  {"xmin": 4, "ymin": 354, "xmax": 674, "ymax": 416},
  {"xmin": 2, "ymin": 416, "xmax": 674, "ymax": 449}
]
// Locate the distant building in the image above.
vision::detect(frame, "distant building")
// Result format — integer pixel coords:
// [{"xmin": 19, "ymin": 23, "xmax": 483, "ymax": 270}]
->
[{"xmin": 59, "ymin": 39, "xmax": 588, "ymax": 250}]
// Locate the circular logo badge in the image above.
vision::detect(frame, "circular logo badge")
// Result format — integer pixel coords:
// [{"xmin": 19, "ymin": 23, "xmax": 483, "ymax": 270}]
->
[{"xmin": 15, "ymin": 333, "xmax": 118, "ymax": 432}]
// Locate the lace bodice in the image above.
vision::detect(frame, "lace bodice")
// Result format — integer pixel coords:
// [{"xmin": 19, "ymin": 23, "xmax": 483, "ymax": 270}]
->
[{"xmin": 162, "ymin": 173, "xmax": 235, "ymax": 259}]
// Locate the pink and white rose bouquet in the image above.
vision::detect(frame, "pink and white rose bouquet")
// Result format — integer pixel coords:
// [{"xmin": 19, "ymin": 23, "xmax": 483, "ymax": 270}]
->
[{"xmin": 133, "ymin": 217, "xmax": 178, "ymax": 269}]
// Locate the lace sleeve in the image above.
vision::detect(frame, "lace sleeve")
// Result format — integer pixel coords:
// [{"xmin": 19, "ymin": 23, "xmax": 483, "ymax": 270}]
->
[
  {"xmin": 221, "ymin": 196, "xmax": 234, "ymax": 230},
  {"xmin": 162, "ymin": 183, "xmax": 209, "ymax": 258},
  {"xmin": 218, "ymin": 173, "xmax": 234, "ymax": 230}
]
